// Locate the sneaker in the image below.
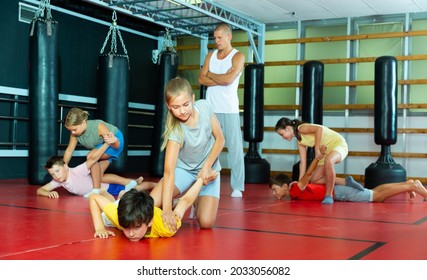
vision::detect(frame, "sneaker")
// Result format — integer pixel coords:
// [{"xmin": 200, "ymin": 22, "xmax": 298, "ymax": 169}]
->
[
  {"xmin": 124, "ymin": 180, "xmax": 137, "ymax": 192},
  {"xmin": 231, "ymin": 190, "xmax": 243, "ymax": 198},
  {"xmin": 83, "ymin": 188, "xmax": 100, "ymax": 198}
]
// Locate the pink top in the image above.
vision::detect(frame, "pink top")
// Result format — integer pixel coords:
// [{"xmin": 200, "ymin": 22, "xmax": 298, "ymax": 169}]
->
[{"xmin": 49, "ymin": 163, "xmax": 108, "ymax": 196}]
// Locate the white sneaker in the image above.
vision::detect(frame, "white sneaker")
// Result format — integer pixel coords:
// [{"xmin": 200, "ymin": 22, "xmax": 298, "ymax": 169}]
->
[
  {"xmin": 231, "ymin": 190, "xmax": 242, "ymax": 198},
  {"xmin": 83, "ymin": 188, "xmax": 100, "ymax": 198}
]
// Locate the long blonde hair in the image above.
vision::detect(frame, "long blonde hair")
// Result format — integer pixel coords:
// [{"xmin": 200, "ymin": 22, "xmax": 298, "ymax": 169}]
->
[{"xmin": 160, "ymin": 77, "xmax": 193, "ymax": 151}]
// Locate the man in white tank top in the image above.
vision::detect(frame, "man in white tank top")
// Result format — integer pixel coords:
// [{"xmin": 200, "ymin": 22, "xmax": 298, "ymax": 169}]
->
[{"xmin": 198, "ymin": 23, "xmax": 245, "ymax": 197}]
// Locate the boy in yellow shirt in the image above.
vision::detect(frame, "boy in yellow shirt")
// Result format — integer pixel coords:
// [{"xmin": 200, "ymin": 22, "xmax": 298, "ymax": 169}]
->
[{"xmin": 89, "ymin": 173, "xmax": 215, "ymax": 241}]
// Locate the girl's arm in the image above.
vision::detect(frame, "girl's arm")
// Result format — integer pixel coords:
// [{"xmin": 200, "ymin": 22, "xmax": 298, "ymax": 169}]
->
[
  {"xmin": 63, "ymin": 135, "xmax": 78, "ymax": 164},
  {"xmin": 298, "ymin": 158, "xmax": 320, "ymax": 190},
  {"xmin": 97, "ymin": 121, "xmax": 110, "ymax": 137},
  {"xmin": 297, "ymin": 145, "xmax": 326, "ymax": 189},
  {"xmin": 98, "ymin": 122, "xmax": 120, "ymax": 149},
  {"xmin": 298, "ymin": 124, "xmax": 323, "ymax": 158},
  {"xmin": 297, "ymin": 143, "xmax": 307, "ymax": 180},
  {"xmin": 161, "ymin": 140, "xmax": 180, "ymax": 232},
  {"xmin": 199, "ymin": 113, "xmax": 225, "ymax": 184}
]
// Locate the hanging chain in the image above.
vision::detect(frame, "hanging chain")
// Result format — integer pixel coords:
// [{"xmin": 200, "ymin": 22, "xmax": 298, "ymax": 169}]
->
[
  {"xmin": 100, "ymin": 10, "xmax": 128, "ymax": 56},
  {"xmin": 34, "ymin": 0, "xmax": 53, "ymax": 20},
  {"xmin": 30, "ymin": 0, "xmax": 55, "ymax": 36},
  {"xmin": 162, "ymin": 28, "xmax": 176, "ymax": 53}
]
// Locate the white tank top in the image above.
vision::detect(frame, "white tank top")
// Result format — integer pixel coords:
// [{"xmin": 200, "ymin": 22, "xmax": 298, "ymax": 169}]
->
[{"xmin": 206, "ymin": 49, "xmax": 242, "ymax": 113}]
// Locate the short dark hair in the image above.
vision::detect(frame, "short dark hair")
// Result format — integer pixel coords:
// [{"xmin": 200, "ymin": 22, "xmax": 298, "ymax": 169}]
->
[
  {"xmin": 44, "ymin": 156, "xmax": 65, "ymax": 169},
  {"xmin": 117, "ymin": 189, "xmax": 154, "ymax": 228},
  {"xmin": 270, "ymin": 173, "xmax": 292, "ymax": 189}
]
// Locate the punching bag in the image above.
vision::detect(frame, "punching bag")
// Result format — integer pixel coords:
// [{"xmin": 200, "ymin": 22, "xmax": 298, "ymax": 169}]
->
[
  {"xmin": 97, "ymin": 54, "xmax": 129, "ymax": 174},
  {"xmin": 243, "ymin": 64, "xmax": 270, "ymax": 183},
  {"xmin": 150, "ymin": 50, "xmax": 178, "ymax": 177},
  {"xmin": 293, "ymin": 61, "xmax": 324, "ymax": 181},
  {"xmin": 302, "ymin": 61, "xmax": 324, "ymax": 125},
  {"xmin": 97, "ymin": 11, "xmax": 130, "ymax": 174},
  {"xmin": 199, "ymin": 84, "xmax": 207, "ymax": 99},
  {"xmin": 28, "ymin": 16, "xmax": 59, "ymax": 185},
  {"xmin": 364, "ymin": 56, "xmax": 406, "ymax": 188}
]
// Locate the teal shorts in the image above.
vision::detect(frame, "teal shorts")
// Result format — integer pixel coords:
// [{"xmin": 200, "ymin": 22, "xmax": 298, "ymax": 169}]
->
[{"xmin": 174, "ymin": 167, "xmax": 220, "ymax": 199}]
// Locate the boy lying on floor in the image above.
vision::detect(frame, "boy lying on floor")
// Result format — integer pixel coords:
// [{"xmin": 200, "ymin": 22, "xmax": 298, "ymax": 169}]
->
[
  {"xmin": 270, "ymin": 151, "xmax": 427, "ymax": 203},
  {"xmin": 89, "ymin": 172, "xmax": 217, "ymax": 241},
  {"xmin": 37, "ymin": 142, "xmax": 155, "ymax": 198}
]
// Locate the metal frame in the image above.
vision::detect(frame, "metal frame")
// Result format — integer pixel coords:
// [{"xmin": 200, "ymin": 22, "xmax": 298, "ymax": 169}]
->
[{"xmin": 84, "ymin": 0, "xmax": 266, "ymax": 63}]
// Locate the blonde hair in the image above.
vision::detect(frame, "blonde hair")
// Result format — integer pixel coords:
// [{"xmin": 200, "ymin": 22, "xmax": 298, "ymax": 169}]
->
[
  {"xmin": 160, "ymin": 77, "xmax": 193, "ymax": 151},
  {"xmin": 64, "ymin": 107, "xmax": 89, "ymax": 127}
]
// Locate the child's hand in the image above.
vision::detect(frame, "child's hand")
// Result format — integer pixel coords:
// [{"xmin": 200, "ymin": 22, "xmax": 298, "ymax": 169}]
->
[
  {"xmin": 48, "ymin": 191, "xmax": 59, "ymax": 198},
  {"xmin": 315, "ymin": 145, "xmax": 327, "ymax": 160},
  {"xmin": 198, "ymin": 168, "xmax": 218, "ymax": 185},
  {"xmin": 319, "ymin": 145, "xmax": 327, "ymax": 155},
  {"xmin": 94, "ymin": 228, "xmax": 115, "ymax": 239},
  {"xmin": 162, "ymin": 209, "xmax": 178, "ymax": 233},
  {"xmin": 103, "ymin": 132, "xmax": 117, "ymax": 145}
]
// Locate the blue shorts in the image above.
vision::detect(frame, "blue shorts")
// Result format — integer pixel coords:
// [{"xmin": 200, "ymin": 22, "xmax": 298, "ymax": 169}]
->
[
  {"xmin": 107, "ymin": 183, "xmax": 125, "ymax": 196},
  {"xmin": 95, "ymin": 130, "xmax": 124, "ymax": 163},
  {"xmin": 174, "ymin": 167, "xmax": 220, "ymax": 199},
  {"xmin": 334, "ymin": 185, "xmax": 373, "ymax": 202}
]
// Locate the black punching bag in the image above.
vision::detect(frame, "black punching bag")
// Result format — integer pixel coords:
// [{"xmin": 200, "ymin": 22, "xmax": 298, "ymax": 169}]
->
[
  {"xmin": 364, "ymin": 56, "xmax": 406, "ymax": 188},
  {"xmin": 150, "ymin": 50, "xmax": 178, "ymax": 177},
  {"xmin": 97, "ymin": 54, "xmax": 130, "ymax": 174},
  {"xmin": 302, "ymin": 61, "xmax": 324, "ymax": 125},
  {"xmin": 28, "ymin": 17, "xmax": 59, "ymax": 185},
  {"xmin": 199, "ymin": 84, "xmax": 207, "ymax": 99},
  {"xmin": 293, "ymin": 61, "xmax": 324, "ymax": 181},
  {"xmin": 243, "ymin": 64, "xmax": 270, "ymax": 183}
]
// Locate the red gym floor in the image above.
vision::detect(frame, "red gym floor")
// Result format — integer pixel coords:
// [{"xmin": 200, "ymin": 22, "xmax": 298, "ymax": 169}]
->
[{"xmin": 1, "ymin": 174, "xmax": 427, "ymax": 260}]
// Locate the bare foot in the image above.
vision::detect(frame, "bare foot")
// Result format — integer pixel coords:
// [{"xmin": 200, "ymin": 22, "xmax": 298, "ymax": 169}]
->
[
  {"xmin": 135, "ymin": 181, "xmax": 157, "ymax": 192},
  {"xmin": 408, "ymin": 191, "xmax": 416, "ymax": 200},
  {"xmin": 414, "ymin": 180, "xmax": 427, "ymax": 200},
  {"xmin": 135, "ymin": 176, "xmax": 144, "ymax": 185}
]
